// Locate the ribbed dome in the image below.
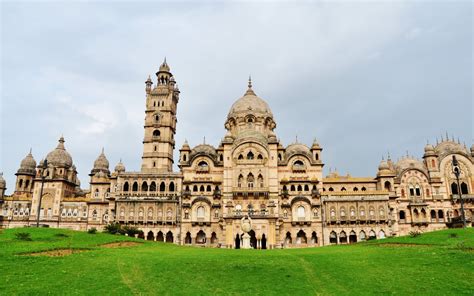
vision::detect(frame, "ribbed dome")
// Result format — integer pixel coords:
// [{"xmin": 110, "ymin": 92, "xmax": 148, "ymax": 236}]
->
[
  {"xmin": 378, "ymin": 160, "xmax": 389, "ymax": 171},
  {"xmin": 0, "ymin": 173, "xmax": 5, "ymax": 188},
  {"xmin": 17, "ymin": 150, "xmax": 37, "ymax": 175},
  {"xmin": 114, "ymin": 160, "xmax": 126, "ymax": 173},
  {"xmin": 46, "ymin": 137, "xmax": 73, "ymax": 168},
  {"xmin": 227, "ymin": 81, "xmax": 273, "ymax": 119}
]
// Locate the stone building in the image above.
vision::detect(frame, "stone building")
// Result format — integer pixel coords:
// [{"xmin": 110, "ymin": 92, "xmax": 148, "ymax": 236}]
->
[{"xmin": 1, "ymin": 60, "xmax": 473, "ymax": 248}]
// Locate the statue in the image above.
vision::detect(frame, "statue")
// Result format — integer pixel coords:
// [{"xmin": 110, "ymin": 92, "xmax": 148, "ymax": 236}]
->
[{"xmin": 240, "ymin": 216, "xmax": 252, "ymax": 249}]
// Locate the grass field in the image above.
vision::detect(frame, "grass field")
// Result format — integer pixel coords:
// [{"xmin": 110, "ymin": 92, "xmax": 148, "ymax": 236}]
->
[{"xmin": 0, "ymin": 228, "xmax": 473, "ymax": 295}]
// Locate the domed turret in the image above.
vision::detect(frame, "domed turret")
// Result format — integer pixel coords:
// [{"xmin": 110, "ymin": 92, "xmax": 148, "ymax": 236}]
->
[
  {"xmin": 114, "ymin": 159, "xmax": 126, "ymax": 173},
  {"xmin": 90, "ymin": 148, "xmax": 110, "ymax": 176},
  {"xmin": 378, "ymin": 159, "xmax": 389, "ymax": 171},
  {"xmin": 181, "ymin": 140, "xmax": 191, "ymax": 151},
  {"xmin": 17, "ymin": 150, "xmax": 37, "ymax": 175},
  {"xmin": 45, "ymin": 136, "xmax": 73, "ymax": 168},
  {"xmin": 158, "ymin": 58, "xmax": 170, "ymax": 73}
]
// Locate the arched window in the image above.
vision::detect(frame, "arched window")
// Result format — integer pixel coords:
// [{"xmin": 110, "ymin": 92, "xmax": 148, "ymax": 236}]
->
[
  {"xmin": 160, "ymin": 182, "xmax": 166, "ymax": 192},
  {"xmin": 401, "ymin": 188, "xmax": 405, "ymax": 197},
  {"xmin": 200, "ymin": 185, "xmax": 205, "ymax": 192},
  {"xmin": 257, "ymin": 154, "xmax": 263, "ymax": 160},
  {"xmin": 258, "ymin": 174, "xmax": 264, "ymax": 188},
  {"xmin": 438, "ymin": 210, "xmax": 444, "ymax": 219},
  {"xmin": 431, "ymin": 159, "xmax": 436, "ymax": 168},
  {"xmin": 315, "ymin": 153, "xmax": 319, "ymax": 160},
  {"xmin": 123, "ymin": 182, "xmax": 129, "ymax": 192},
  {"xmin": 183, "ymin": 154, "xmax": 187, "ymax": 161},
  {"xmin": 132, "ymin": 182, "xmax": 138, "ymax": 192},
  {"xmin": 206, "ymin": 185, "xmax": 212, "ymax": 192},
  {"xmin": 278, "ymin": 153, "xmax": 282, "ymax": 161},
  {"xmin": 430, "ymin": 210, "xmax": 436, "ymax": 219},
  {"xmin": 359, "ymin": 231, "xmax": 366, "ymax": 241},
  {"xmin": 409, "ymin": 186, "xmax": 415, "ymax": 196},
  {"xmin": 290, "ymin": 185, "xmax": 296, "ymax": 191},
  {"xmin": 197, "ymin": 206, "xmax": 205, "ymax": 219},
  {"xmin": 461, "ymin": 182, "xmax": 469, "ymax": 194},
  {"xmin": 353, "ymin": 187, "xmax": 358, "ymax": 192},
  {"xmin": 155, "ymin": 114, "xmax": 160, "ymax": 122},
  {"xmin": 328, "ymin": 187, "xmax": 334, "ymax": 192},
  {"xmin": 141, "ymin": 181, "xmax": 148, "ymax": 192},
  {"xmin": 153, "ymin": 130, "xmax": 160, "ymax": 137},
  {"xmin": 18, "ymin": 179, "xmax": 23, "ymax": 189},
  {"xmin": 415, "ymin": 185, "xmax": 421, "ymax": 196},
  {"xmin": 329, "ymin": 231, "xmax": 337, "ymax": 244},
  {"xmin": 150, "ymin": 182, "xmax": 156, "ymax": 191},
  {"xmin": 219, "ymin": 154, "xmax": 223, "ymax": 161},
  {"xmin": 238, "ymin": 154, "xmax": 244, "ymax": 160},
  {"xmin": 304, "ymin": 184, "xmax": 309, "ymax": 191},
  {"xmin": 384, "ymin": 181, "xmax": 391, "ymax": 191},
  {"xmin": 169, "ymin": 182, "xmax": 175, "ymax": 192},
  {"xmin": 297, "ymin": 206, "xmax": 305, "ymax": 218},
  {"xmin": 297, "ymin": 185, "xmax": 302, "ymax": 191},
  {"xmin": 247, "ymin": 151, "xmax": 254, "ymax": 160},
  {"xmin": 193, "ymin": 185, "xmax": 198, "ymax": 192},
  {"xmin": 237, "ymin": 175, "xmax": 243, "ymax": 188},
  {"xmin": 378, "ymin": 230, "xmax": 385, "ymax": 239},
  {"xmin": 247, "ymin": 173, "xmax": 254, "ymax": 188},
  {"xmin": 451, "ymin": 182, "xmax": 458, "ymax": 195},
  {"xmin": 341, "ymin": 187, "xmax": 346, "ymax": 191},
  {"xmin": 25, "ymin": 180, "xmax": 30, "ymax": 189},
  {"xmin": 361, "ymin": 187, "xmax": 366, "ymax": 191},
  {"xmin": 426, "ymin": 188, "xmax": 430, "ymax": 196}
]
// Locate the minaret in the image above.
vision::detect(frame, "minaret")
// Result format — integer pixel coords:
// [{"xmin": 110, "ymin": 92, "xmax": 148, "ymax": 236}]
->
[{"xmin": 141, "ymin": 58, "xmax": 180, "ymax": 172}]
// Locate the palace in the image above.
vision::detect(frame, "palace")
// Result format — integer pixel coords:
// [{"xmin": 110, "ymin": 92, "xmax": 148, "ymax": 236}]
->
[{"xmin": 1, "ymin": 61, "xmax": 473, "ymax": 248}]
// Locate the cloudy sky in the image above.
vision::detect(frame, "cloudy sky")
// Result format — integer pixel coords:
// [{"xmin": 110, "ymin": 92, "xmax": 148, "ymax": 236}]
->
[{"xmin": 1, "ymin": 1, "xmax": 472, "ymax": 194}]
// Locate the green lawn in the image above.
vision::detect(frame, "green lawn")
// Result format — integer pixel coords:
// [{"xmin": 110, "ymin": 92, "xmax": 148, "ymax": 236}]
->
[{"xmin": 0, "ymin": 228, "xmax": 473, "ymax": 295}]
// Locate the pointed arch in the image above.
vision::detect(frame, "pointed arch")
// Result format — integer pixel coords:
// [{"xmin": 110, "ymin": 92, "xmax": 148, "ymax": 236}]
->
[
  {"xmin": 132, "ymin": 182, "xmax": 138, "ymax": 192},
  {"xmin": 141, "ymin": 181, "xmax": 148, "ymax": 192},
  {"xmin": 123, "ymin": 182, "xmax": 129, "ymax": 192},
  {"xmin": 169, "ymin": 182, "xmax": 175, "ymax": 192},
  {"xmin": 150, "ymin": 181, "xmax": 156, "ymax": 191},
  {"xmin": 160, "ymin": 182, "xmax": 166, "ymax": 192}
]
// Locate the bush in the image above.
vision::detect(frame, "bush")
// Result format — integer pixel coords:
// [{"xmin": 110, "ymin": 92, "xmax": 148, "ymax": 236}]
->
[
  {"xmin": 55, "ymin": 233, "xmax": 69, "ymax": 238},
  {"xmin": 104, "ymin": 222, "xmax": 122, "ymax": 235},
  {"xmin": 449, "ymin": 233, "xmax": 458, "ymax": 238},
  {"xmin": 409, "ymin": 231, "xmax": 421, "ymax": 238},
  {"xmin": 15, "ymin": 232, "xmax": 32, "ymax": 241},
  {"xmin": 88, "ymin": 228, "xmax": 97, "ymax": 234},
  {"xmin": 122, "ymin": 226, "xmax": 141, "ymax": 237}
]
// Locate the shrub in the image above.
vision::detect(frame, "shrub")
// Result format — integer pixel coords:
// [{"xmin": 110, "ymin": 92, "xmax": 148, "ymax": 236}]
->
[
  {"xmin": 409, "ymin": 231, "xmax": 421, "ymax": 238},
  {"xmin": 88, "ymin": 228, "xmax": 97, "ymax": 234},
  {"xmin": 15, "ymin": 232, "xmax": 32, "ymax": 241},
  {"xmin": 55, "ymin": 233, "xmax": 69, "ymax": 238},
  {"xmin": 104, "ymin": 222, "xmax": 122, "ymax": 235},
  {"xmin": 122, "ymin": 226, "xmax": 141, "ymax": 237},
  {"xmin": 449, "ymin": 233, "xmax": 458, "ymax": 238}
]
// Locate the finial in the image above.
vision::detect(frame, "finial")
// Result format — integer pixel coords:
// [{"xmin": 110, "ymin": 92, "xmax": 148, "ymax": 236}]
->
[
  {"xmin": 387, "ymin": 151, "xmax": 391, "ymax": 161},
  {"xmin": 101, "ymin": 147, "xmax": 104, "ymax": 154},
  {"xmin": 295, "ymin": 134, "xmax": 298, "ymax": 143},
  {"xmin": 446, "ymin": 131, "xmax": 449, "ymax": 141},
  {"xmin": 29, "ymin": 147, "xmax": 32, "ymax": 154},
  {"xmin": 406, "ymin": 150, "xmax": 409, "ymax": 157},
  {"xmin": 203, "ymin": 136, "xmax": 206, "ymax": 144},
  {"xmin": 382, "ymin": 155, "xmax": 384, "ymax": 161},
  {"xmin": 164, "ymin": 57, "xmax": 167, "ymax": 64},
  {"xmin": 248, "ymin": 75, "xmax": 252, "ymax": 89},
  {"xmin": 457, "ymin": 137, "xmax": 460, "ymax": 144}
]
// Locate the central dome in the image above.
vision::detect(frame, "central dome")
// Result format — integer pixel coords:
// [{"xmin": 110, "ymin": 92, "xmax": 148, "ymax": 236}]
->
[
  {"xmin": 227, "ymin": 80, "xmax": 273, "ymax": 119},
  {"xmin": 46, "ymin": 137, "xmax": 73, "ymax": 168}
]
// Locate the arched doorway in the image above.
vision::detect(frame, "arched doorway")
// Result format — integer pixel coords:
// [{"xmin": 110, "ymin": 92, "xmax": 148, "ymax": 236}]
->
[
  {"xmin": 165, "ymin": 231, "xmax": 173, "ymax": 243},
  {"xmin": 137, "ymin": 231, "xmax": 145, "ymax": 239},
  {"xmin": 185, "ymin": 232, "xmax": 192, "ymax": 244},
  {"xmin": 196, "ymin": 230, "xmax": 206, "ymax": 244},
  {"xmin": 156, "ymin": 231, "xmax": 164, "ymax": 242},
  {"xmin": 235, "ymin": 234, "xmax": 241, "ymax": 249},
  {"xmin": 211, "ymin": 232, "xmax": 218, "ymax": 244},
  {"xmin": 369, "ymin": 230, "xmax": 376, "ymax": 240},
  {"xmin": 311, "ymin": 232, "xmax": 318, "ymax": 245},
  {"xmin": 339, "ymin": 231, "xmax": 347, "ymax": 244},
  {"xmin": 296, "ymin": 230, "xmax": 307, "ymax": 245},
  {"xmin": 349, "ymin": 231, "xmax": 357, "ymax": 243},
  {"xmin": 261, "ymin": 234, "xmax": 267, "ymax": 249},
  {"xmin": 329, "ymin": 231, "xmax": 337, "ymax": 244},
  {"xmin": 249, "ymin": 230, "xmax": 257, "ymax": 249},
  {"xmin": 146, "ymin": 231, "xmax": 154, "ymax": 241},
  {"xmin": 285, "ymin": 232, "xmax": 292, "ymax": 246}
]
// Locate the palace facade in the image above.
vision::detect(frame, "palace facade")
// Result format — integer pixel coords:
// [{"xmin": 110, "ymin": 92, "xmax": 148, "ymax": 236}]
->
[{"xmin": 1, "ymin": 61, "xmax": 473, "ymax": 248}]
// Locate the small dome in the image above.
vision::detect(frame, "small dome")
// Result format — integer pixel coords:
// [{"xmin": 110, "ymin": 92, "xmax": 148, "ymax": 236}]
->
[
  {"xmin": 159, "ymin": 59, "xmax": 170, "ymax": 72},
  {"xmin": 45, "ymin": 137, "xmax": 73, "ymax": 168},
  {"xmin": 18, "ymin": 150, "xmax": 37, "ymax": 175},
  {"xmin": 181, "ymin": 140, "xmax": 191, "ymax": 150},
  {"xmin": 114, "ymin": 160, "xmax": 126, "ymax": 173},
  {"xmin": 0, "ymin": 173, "xmax": 6, "ymax": 189},
  {"xmin": 192, "ymin": 144, "xmax": 217, "ymax": 156},
  {"xmin": 424, "ymin": 143, "xmax": 434, "ymax": 152},
  {"xmin": 378, "ymin": 159, "xmax": 389, "ymax": 171},
  {"xmin": 311, "ymin": 139, "xmax": 321, "ymax": 149},
  {"xmin": 92, "ymin": 149, "xmax": 109, "ymax": 172}
]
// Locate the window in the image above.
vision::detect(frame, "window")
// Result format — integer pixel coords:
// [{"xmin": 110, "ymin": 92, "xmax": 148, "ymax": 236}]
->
[
  {"xmin": 184, "ymin": 210, "xmax": 189, "ymax": 219},
  {"xmin": 297, "ymin": 206, "xmax": 305, "ymax": 218},
  {"xmin": 153, "ymin": 130, "xmax": 160, "ymax": 137},
  {"xmin": 361, "ymin": 187, "xmax": 366, "ymax": 191},
  {"xmin": 197, "ymin": 206, "xmax": 205, "ymax": 218},
  {"xmin": 257, "ymin": 154, "xmax": 263, "ymax": 160},
  {"xmin": 297, "ymin": 185, "xmax": 302, "ymax": 191},
  {"xmin": 399, "ymin": 210, "xmax": 406, "ymax": 220},
  {"xmin": 304, "ymin": 185, "xmax": 309, "ymax": 191},
  {"xmin": 94, "ymin": 189, "xmax": 99, "ymax": 198},
  {"xmin": 247, "ymin": 151, "xmax": 254, "ymax": 160},
  {"xmin": 155, "ymin": 114, "xmax": 160, "ymax": 122},
  {"xmin": 150, "ymin": 182, "xmax": 156, "ymax": 191},
  {"xmin": 237, "ymin": 175, "xmax": 243, "ymax": 188},
  {"xmin": 235, "ymin": 204, "xmax": 242, "ymax": 215},
  {"xmin": 313, "ymin": 209, "xmax": 318, "ymax": 218},
  {"xmin": 25, "ymin": 180, "xmax": 30, "ymax": 189},
  {"xmin": 415, "ymin": 185, "xmax": 421, "ymax": 197},
  {"xmin": 200, "ymin": 185, "xmax": 205, "ymax": 192},
  {"xmin": 384, "ymin": 181, "xmax": 391, "ymax": 191},
  {"xmin": 214, "ymin": 210, "xmax": 219, "ymax": 218},
  {"xmin": 451, "ymin": 182, "xmax": 458, "ymax": 194},
  {"xmin": 247, "ymin": 173, "xmax": 254, "ymax": 188},
  {"xmin": 353, "ymin": 187, "xmax": 358, "ymax": 192},
  {"xmin": 290, "ymin": 185, "xmax": 295, "ymax": 191},
  {"xmin": 283, "ymin": 209, "xmax": 288, "ymax": 218},
  {"xmin": 461, "ymin": 182, "xmax": 469, "ymax": 194},
  {"xmin": 258, "ymin": 175, "xmax": 264, "ymax": 188},
  {"xmin": 142, "ymin": 181, "xmax": 148, "ymax": 192},
  {"xmin": 341, "ymin": 187, "xmax": 346, "ymax": 191},
  {"xmin": 328, "ymin": 187, "xmax": 334, "ymax": 192},
  {"xmin": 409, "ymin": 186, "xmax": 415, "ymax": 197},
  {"xmin": 193, "ymin": 185, "xmax": 198, "ymax": 192},
  {"xmin": 132, "ymin": 182, "xmax": 138, "ymax": 192},
  {"xmin": 160, "ymin": 182, "xmax": 166, "ymax": 192},
  {"xmin": 169, "ymin": 182, "xmax": 175, "ymax": 192},
  {"xmin": 238, "ymin": 154, "xmax": 244, "ymax": 160},
  {"xmin": 206, "ymin": 185, "xmax": 212, "ymax": 192}
]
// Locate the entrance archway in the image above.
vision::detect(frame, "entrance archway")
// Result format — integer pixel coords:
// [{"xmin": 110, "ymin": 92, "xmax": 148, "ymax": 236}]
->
[
  {"xmin": 196, "ymin": 230, "xmax": 206, "ymax": 244},
  {"xmin": 137, "ymin": 231, "xmax": 145, "ymax": 239},
  {"xmin": 157, "ymin": 231, "xmax": 164, "ymax": 242},
  {"xmin": 261, "ymin": 234, "xmax": 267, "ymax": 249},
  {"xmin": 185, "ymin": 232, "xmax": 192, "ymax": 244},
  {"xmin": 235, "ymin": 234, "xmax": 241, "ymax": 249},
  {"xmin": 311, "ymin": 231, "xmax": 318, "ymax": 244},
  {"xmin": 296, "ymin": 230, "xmax": 307, "ymax": 245},
  {"xmin": 211, "ymin": 232, "xmax": 218, "ymax": 244},
  {"xmin": 249, "ymin": 230, "xmax": 257, "ymax": 249},
  {"xmin": 165, "ymin": 231, "xmax": 173, "ymax": 243},
  {"xmin": 349, "ymin": 231, "xmax": 357, "ymax": 243},
  {"xmin": 146, "ymin": 231, "xmax": 154, "ymax": 241},
  {"xmin": 285, "ymin": 232, "xmax": 292, "ymax": 246}
]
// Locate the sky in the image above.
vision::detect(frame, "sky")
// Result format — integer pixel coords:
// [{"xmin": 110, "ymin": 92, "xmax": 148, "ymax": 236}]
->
[{"xmin": 1, "ymin": 1, "xmax": 472, "ymax": 194}]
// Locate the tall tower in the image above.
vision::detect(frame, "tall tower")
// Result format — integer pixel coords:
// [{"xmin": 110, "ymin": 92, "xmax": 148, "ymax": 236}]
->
[{"xmin": 141, "ymin": 59, "xmax": 180, "ymax": 172}]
